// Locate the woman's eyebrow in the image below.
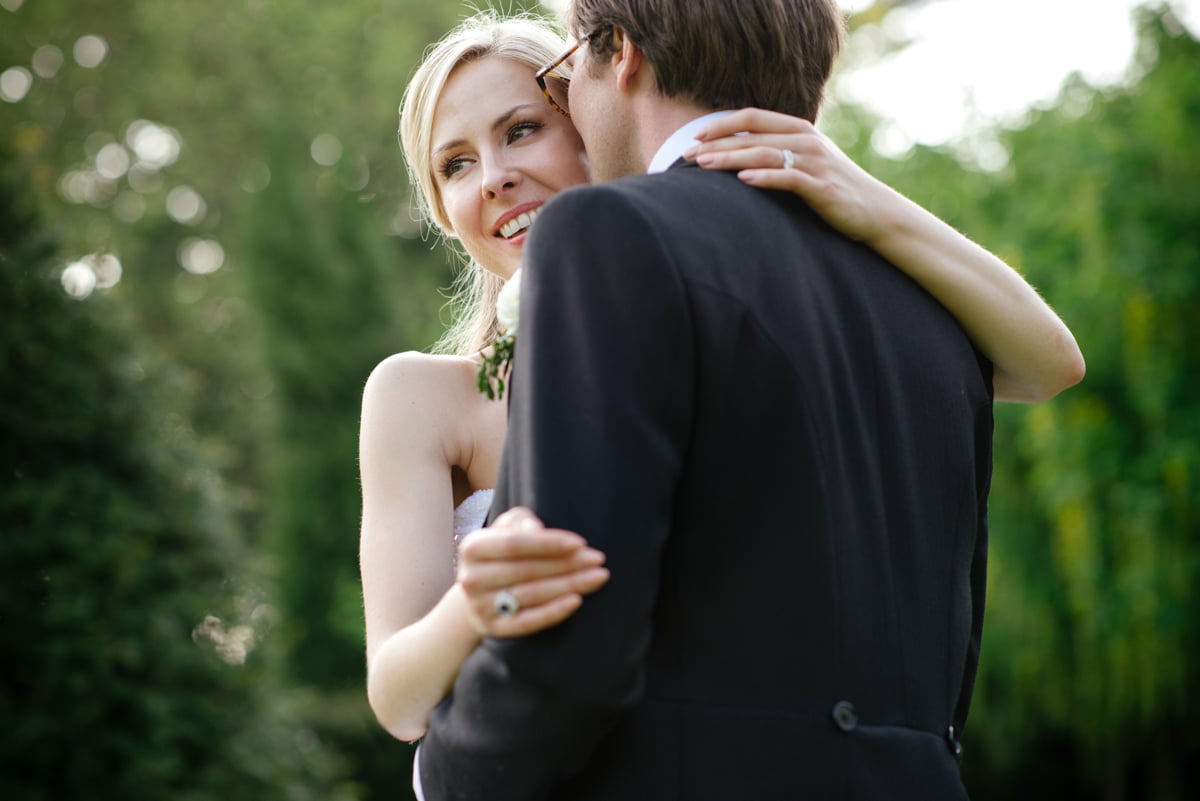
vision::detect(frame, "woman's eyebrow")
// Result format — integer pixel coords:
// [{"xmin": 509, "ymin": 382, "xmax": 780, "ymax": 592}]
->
[{"xmin": 432, "ymin": 104, "xmax": 542, "ymax": 159}]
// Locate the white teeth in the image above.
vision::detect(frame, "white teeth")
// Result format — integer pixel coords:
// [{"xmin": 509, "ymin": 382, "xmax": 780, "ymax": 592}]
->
[{"xmin": 499, "ymin": 207, "xmax": 540, "ymax": 239}]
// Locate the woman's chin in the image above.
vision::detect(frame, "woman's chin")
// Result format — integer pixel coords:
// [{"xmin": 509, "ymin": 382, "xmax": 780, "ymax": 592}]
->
[{"xmin": 488, "ymin": 255, "xmax": 522, "ymax": 282}]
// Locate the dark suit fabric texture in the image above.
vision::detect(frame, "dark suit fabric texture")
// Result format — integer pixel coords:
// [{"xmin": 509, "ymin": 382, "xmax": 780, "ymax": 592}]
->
[{"xmin": 418, "ymin": 160, "xmax": 995, "ymax": 800}]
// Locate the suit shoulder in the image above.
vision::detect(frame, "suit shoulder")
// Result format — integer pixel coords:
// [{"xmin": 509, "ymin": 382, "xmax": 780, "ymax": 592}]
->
[
  {"xmin": 538, "ymin": 178, "xmax": 646, "ymax": 222},
  {"xmin": 541, "ymin": 167, "xmax": 720, "ymax": 218},
  {"xmin": 530, "ymin": 179, "xmax": 680, "ymax": 262}
]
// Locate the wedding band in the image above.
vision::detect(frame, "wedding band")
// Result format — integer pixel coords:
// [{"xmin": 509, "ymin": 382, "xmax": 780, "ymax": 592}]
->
[
  {"xmin": 781, "ymin": 148, "xmax": 796, "ymax": 170},
  {"xmin": 493, "ymin": 588, "xmax": 520, "ymax": 617}
]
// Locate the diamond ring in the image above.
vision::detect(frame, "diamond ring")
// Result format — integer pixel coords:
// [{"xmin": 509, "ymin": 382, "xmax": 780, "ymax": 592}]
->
[
  {"xmin": 493, "ymin": 588, "xmax": 520, "ymax": 617},
  {"xmin": 781, "ymin": 148, "xmax": 796, "ymax": 170}
]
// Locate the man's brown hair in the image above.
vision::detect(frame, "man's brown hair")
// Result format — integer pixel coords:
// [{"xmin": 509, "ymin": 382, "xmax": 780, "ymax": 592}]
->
[{"xmin": 572, "ymin": 0, "xmax": 843, "ymax": 122}]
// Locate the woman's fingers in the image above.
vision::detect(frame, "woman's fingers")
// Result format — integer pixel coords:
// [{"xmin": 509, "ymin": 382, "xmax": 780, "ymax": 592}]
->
[
  {"xmin": 486, "ymin": 593, "xmax": 583, "ymax": 638},
  {"xmin": 685, "ymin": 112, "xmax": 879, "ymax": 243},
  {"xmin": 461, "ymin": 506, "xmax": 611, "ymax": 637},
  {"xmin": 501, "ymin": 567, "xmax": 611, "ymax": 609},
  {"xmin": 460, "ymin": 526, "xmax": 588, "ymax": 560},
  {"xmin": 491, "ymin": 504, "xmax": 541, "ymax": 529},
  {"xmin": 685, "ymin": 133, "xmax": 819, "ymax": 163},
  {"xmin": 685, "ymin": 133, "xmax": 832, "ymax": 187},
  {"xmin": 693, "ymin": 107, "xmax": 813, "ymax": 140},
  {"xmin": 458, "ymin": 546, "xmax": 605, "ymax": 592},
  {"xmin": 687, "ymin": 143, "xmax": 818, "ymax": 198},
  {"xmin": 473, "ymin": 567, "xmax": 611, "ymax": 638},
  {"xmin": 466, "ymin": 507, "xmax": 588, "ymax": 558},
  {"xmin": 692, "ymin": 144, "xmax": 783, "ymax": 171},
  {"xmin": 691, "ymin": 144, "xmax": 820, "ymax": 177}
]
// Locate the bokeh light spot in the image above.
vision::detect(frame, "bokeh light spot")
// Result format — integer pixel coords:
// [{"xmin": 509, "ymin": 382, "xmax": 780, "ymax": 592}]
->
[
  {"xmin": 126, "ymin": 120, "xmax": 181, "ymax": 170},
  {"xmin": 61, "ymin": 261, "xmax": 97, "ymax": 299},
  {"xmin": 239, "ymin": 160, "xmax": 271, "ymax": 192},
  {"xmin": 57, "ymin": 170, "xmax": 95, "ymax": 204},
  {"xmin": 178, "ymin": 238, "xmax": 225, "ymax": 275},
  {"xmin": 310, "ymin": 133, "xmax": 343, "ymax": 166},
  {"xmin": 967, "ymin": 139, "xmax": 1011, "ymax": 173},
  {"xmin": 86, "ymin": 176, "xmax": 118, "ymax": 207},
  {"xmin": 202, "ymin": 297, "xmax": 245, "ymax": 335},
  {"xmin": 0, "ymin": 67, "xmax": 32, "ymax": 103},
  {"xmin": 84, "ymin": 130, "xmax": 114, "ymax": 159},
  {"xmin": 0, "ymin": 0, "xmax": 26, "ymax": 12},
  {"xmin": 73, "ymin": 35, "xmax": 109, "ymax": 69},
  {"xmin": 166, "ymin": 185, "xmax": 206, "ymax": 225},
  {"xmin": 92, "ymin": 253, "xmax": 123, "ymax": 289},
  {"xmin": 342, "ymin": 155, "xmax": 370, "ymax": 192},
  {"xmin": 32, "ymin": 44, "xmax": 63, "ymax": 78},
  {"xmin": 192, "ymin": 614, "xmax": 260, "ymax": 666},
  {"xmin": 870, "ymin": 121, "xmax": 914, "ymax": 160},
  {"xmin": 95, "ymin": 142, "xmax": 131, "ymax": 179}
]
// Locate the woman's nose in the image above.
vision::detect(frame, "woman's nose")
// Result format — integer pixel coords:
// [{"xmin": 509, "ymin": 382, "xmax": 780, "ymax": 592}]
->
[{"xmin": 481, "ymin": 157, "xmax": 520, "ymax": 199}]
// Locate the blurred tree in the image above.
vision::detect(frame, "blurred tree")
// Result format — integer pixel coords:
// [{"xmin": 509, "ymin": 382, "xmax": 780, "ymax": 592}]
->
[
  {"xmin": 239, "ymin": 127, "xmax": 446, "ymax": 689},
  {"xmin": 2, "ymin": 3, "xmax": 502, "ymax": 798},
  {"xmin": 0, "ymin": 140, "xmax": 356, "ymax": 800},
  {"xmin": 855, "ymin": 8, "xmax": 1199, "ymax": 799},
  {"xmin": 0, "ymin": 0, "xmax": 474, "ymax": 498}
]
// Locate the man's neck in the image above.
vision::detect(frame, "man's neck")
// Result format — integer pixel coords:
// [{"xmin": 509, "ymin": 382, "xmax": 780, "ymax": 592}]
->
[
  {"xmin": 632, "ymin": 99, "xmax": 721, "ymax": 174},
  {"xmin": 646, "ymin": 110, "xmax": 735, "ymax": 174}
]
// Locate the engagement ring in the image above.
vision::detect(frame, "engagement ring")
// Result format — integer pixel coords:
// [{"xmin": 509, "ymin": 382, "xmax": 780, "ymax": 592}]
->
[
  {"xmin": 781, "ymin": 148, "xmax": 796, "ymax": 170},
  {"xmin": 493, "ymin": 588, "xmax": 520, "ymax": 617}
]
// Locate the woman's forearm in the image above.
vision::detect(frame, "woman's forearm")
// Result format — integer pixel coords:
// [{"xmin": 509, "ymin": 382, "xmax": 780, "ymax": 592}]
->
[
  {"xmin": 366, "ymin": 583, "xmax": 481, "ymax": 742},
  {"xmin": 864, "ymin": 183, "xmax": 1085, "ymax": 403}
]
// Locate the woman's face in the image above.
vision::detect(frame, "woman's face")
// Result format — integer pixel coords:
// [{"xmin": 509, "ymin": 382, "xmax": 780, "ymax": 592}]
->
[{"xmin": 430, "ymin": 56, "xmax": 590, "ymax": 280}]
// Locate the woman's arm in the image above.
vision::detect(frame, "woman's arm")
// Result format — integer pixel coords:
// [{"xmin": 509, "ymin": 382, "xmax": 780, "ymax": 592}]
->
[
  {"xmin": 359, "ymin": 353, "xmax": 479, "ymax": 742},
  {"xmin": 359, "ymin": 354, "xmax": 608, "ymax": 741},
  {"xmin": 686, "ymin": 108, "xmax": 1085, "ymax": 403}
]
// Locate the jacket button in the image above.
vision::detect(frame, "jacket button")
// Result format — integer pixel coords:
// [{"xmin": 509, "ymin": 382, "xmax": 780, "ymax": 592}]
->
[
  {"xmin": 946, "ymin": 725, "xmax": 963, "ymax": 757},
  {"xmin": 831, "ymin": 701, "xmax": 858, "ymax": 732}
]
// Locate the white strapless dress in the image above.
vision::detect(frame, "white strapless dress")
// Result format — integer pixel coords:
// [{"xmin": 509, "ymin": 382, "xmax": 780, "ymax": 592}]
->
[{"xmin": 453, "ymin": 488, "xmax": 494, "ymax": 544}]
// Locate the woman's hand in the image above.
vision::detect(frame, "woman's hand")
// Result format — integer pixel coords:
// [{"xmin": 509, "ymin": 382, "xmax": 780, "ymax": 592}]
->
[
  {"xmin": 684, "ymin": 107, "xmax": 885, "ymax": 244},
  {"xmin": 456, "ymin": 506, "xmax": 609, "ymax": 638},
  {"xmin": 685, "ymin": 107, "xmax": 1084, "ymax": 402}
]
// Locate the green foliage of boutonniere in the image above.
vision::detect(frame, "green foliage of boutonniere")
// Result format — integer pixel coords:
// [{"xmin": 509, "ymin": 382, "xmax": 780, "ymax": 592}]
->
[
  {"xmin": 477, "ymin": 269, "xmax": 521, "ymax": 400},
  {"xmin": 477, "ymin": 333, "xmax": 515, "ymax": 400}
]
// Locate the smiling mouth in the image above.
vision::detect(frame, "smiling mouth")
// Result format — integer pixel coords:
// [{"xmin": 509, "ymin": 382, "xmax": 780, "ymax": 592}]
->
[{"xmin": 498, "ymin": 207, "xmax": 542, "ymax": 239}]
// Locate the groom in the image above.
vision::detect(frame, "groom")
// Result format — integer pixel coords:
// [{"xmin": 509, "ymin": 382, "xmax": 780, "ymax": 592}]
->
[{"xmin": 419, "ymin": 1, "xmax": 993, "ymax": 799}]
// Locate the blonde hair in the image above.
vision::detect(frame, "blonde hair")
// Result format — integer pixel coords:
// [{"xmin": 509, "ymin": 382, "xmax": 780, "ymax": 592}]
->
[{"xmin": 399, "ymin": 10, "xmax": 569, "ymax": 355}]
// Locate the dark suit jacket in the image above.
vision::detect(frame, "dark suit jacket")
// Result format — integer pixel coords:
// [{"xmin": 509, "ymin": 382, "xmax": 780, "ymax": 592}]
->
[{"xmin": 418, "ymin": 160, "xmax": 994, "ymax": 800}]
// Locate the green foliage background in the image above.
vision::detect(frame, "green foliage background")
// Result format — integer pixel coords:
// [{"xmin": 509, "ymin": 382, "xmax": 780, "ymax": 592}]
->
[
  {"xmin": 0, "ymin": 143, "xmax": 355, "ymax": 800},
  {"xmin": 1, "ymin": 1, "xmax": 1197, "ymax": 799}
]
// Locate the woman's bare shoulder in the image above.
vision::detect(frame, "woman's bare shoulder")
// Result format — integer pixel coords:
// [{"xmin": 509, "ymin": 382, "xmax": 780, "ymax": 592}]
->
[
  {"xmin": 364, "ymin": 351, "xmax": 478, "ymax": 399},
  {"xmin": 360, "ymin": 351, "xmax": 483, "ymax": 457}
]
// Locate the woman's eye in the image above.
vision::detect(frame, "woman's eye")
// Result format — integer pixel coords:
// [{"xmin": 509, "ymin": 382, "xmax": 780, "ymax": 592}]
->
[
  {"xmin": 507, "ymin": 121, "xmax": 543, "ymax": 144},
  {"xmin": 439, "ymin": 156, "xmax": 468, "ymax": 179}
]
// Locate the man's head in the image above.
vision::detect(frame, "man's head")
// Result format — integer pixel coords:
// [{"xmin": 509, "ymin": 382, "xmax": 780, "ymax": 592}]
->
[{"xmin": 569, "ymin": 0, "xmax": 844, "ymax": 122}]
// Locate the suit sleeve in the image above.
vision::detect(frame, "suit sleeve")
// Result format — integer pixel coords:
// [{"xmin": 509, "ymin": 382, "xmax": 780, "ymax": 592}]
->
[{"xmin": 417, "ymin": 184, "xmax": 695, "ymax": 800}]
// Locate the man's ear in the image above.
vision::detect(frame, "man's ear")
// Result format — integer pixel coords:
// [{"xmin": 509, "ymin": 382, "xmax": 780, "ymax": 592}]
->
[{"xmin": 609, "ymin": 27, "xmax": 644, "ymax": 92}]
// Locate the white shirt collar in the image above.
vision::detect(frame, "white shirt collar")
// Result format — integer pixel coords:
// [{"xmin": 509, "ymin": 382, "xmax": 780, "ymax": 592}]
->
[{"xmin": 646, "ymin": 110, "xmax": 735, "ymax": 174}]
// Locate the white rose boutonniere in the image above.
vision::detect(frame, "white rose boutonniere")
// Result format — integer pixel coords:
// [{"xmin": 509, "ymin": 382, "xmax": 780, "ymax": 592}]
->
[
  {"xmin": 495, "ymin": 268, "xmax": 521, "ymax": 337},
  {"xmin": 477, "ymin": 269, "xmax": 521, "ymax": 400}
]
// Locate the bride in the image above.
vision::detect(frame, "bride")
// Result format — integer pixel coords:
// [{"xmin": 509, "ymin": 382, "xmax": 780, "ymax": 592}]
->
[{"xmin": 358, "ymin": 11, "xmax": 1083, "ymax": 743}]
